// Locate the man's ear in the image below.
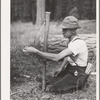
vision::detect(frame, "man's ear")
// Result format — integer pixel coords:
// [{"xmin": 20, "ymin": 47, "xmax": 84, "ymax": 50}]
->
[{"xmin": 72, "ymin": 29, "xmax": 76, "ymax": 34}]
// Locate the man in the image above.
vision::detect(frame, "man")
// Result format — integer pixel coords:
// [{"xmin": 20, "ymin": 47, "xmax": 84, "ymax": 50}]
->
[{"xmin": 23, "ymin": 16, "xmax": 88, "ymax": 93}]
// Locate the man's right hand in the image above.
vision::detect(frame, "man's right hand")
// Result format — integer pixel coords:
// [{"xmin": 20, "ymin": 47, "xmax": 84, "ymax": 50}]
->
[
  {"xmin": 23, "ymin": 46, "xmax": 39, "ymax": 53},
  {"xmin": 54, "ymin": 68, "xmax": 63, "ymax": 77}
]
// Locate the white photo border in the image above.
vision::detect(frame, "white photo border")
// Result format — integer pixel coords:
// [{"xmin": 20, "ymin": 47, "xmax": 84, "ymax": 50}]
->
[{"xmin": 1, "ymin": 0, "xmax": 99, "ymax": 100}]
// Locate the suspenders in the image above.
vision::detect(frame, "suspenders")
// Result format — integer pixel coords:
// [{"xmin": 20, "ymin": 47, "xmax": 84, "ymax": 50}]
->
[{"xmin": 71, "ymin": 37, "xmax": 82, "ymax": 42}]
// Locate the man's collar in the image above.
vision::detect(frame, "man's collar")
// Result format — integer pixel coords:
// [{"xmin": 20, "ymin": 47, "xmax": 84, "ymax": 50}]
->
[{"xmin": 70, "ymin": 36, "xmax": 79, "ymax": 42}]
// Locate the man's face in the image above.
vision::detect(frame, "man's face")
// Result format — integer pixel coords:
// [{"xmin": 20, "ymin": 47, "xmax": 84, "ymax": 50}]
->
[{"xmin": 62, "ymin": 29, "xmax": 73, "ymax": 38}]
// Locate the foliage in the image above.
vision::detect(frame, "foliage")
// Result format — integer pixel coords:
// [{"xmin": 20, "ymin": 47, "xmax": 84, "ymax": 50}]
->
[{"xmin": 11, "ymin": 0, "xmax": 96, "ymax": 22}]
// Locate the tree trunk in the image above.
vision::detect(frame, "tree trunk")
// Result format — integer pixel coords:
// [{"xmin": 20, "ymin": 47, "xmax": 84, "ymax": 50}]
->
[
  {"xmin": 36, "ymin": 0, "xmax": 45, "ymax": 25},
  {"xmin": 32, "ymin": 0, "xmax": 36, "ymax": 24}
]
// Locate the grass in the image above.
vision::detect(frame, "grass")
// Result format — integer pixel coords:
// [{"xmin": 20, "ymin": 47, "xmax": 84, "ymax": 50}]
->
[{"xmin": 11, "ymin": 20, "xmax": 96, "ymax": 100}]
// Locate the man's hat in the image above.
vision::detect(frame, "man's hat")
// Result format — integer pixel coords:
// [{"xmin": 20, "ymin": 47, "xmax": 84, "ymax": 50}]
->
[{"xmin": 58, "ymin": 16, "xmax": 81, "ymax": 29}]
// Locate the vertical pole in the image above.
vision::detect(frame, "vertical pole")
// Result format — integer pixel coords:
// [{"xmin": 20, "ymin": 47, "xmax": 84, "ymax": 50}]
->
[
  {"xmin": 42, "ymin": 12, "xmax": 50, "ymax": 91},
  {"xmin": 44, "ymin": 12, "xmax": 50, "ymax": 51}
]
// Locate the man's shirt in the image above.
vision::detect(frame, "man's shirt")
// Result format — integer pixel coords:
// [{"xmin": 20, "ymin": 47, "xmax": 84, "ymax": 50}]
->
[{"xmin": 68, "ymin": 36, "xmax": 88, "ymax": 67}]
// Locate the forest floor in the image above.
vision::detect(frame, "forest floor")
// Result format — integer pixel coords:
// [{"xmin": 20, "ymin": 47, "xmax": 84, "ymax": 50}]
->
[{"xmin": 10, "ymin": 20, "xmax": 96, "ymax": 100}]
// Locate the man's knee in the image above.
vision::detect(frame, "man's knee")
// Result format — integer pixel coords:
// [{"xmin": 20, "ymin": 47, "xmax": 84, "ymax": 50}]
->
[{"xmin": 48, "ymin": 85, "xmax": 61, "ymax": 93}]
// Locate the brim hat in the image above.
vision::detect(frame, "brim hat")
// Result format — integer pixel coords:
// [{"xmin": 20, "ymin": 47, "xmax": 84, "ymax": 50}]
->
[{"xmin": 58, "ymin": 16, "xmax": 81, "ymax": 29}]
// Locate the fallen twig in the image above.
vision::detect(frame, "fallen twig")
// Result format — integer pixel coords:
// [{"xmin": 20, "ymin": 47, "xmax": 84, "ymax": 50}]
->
[{"xmin": 10, "ymin": 91, "xmax": 22, "ymax": 96}]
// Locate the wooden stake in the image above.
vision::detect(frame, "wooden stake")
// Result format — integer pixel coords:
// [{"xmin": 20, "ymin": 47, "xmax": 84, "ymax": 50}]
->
[{"xmin": 42, "ymin": 12, "xmax": 50, "ymax": 91}]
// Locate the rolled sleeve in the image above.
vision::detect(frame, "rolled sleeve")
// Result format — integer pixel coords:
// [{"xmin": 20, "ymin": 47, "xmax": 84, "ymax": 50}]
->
[{"xmin": 68, "ymin": 40, "xmax": 85, "ymax": 56}]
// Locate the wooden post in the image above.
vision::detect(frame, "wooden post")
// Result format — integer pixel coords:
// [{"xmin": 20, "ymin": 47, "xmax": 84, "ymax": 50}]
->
[
  {"xmin": 42, "ymin": 12, "xmax": 50, "ymax": 91},
  {"xmin": 44, "ymin": 12, "xmax": 50, "ymax": 51}
]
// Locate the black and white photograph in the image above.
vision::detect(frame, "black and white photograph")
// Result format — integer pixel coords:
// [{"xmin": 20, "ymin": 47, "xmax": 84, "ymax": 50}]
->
[{"xmin": 1, "ymin": 0, "xmax": 99, "ymax": 100}]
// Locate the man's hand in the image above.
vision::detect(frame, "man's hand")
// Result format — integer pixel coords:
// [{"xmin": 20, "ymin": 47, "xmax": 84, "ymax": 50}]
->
[
  {"xmin": 54, "ymin": 68, "xmax": 63, "ymax": 77},
  {"xmin": 23, "ymin": 46, "xmax": 38, "ymax": 53}
]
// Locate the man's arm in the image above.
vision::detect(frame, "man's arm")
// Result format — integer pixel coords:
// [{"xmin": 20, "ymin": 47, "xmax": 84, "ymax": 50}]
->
[
  {"xmin": 23, "ymin": 46, "xmax": 73, "ymax": 62},
  {"xmin": 60, "ymin": 57, "xmax": 68, "ymax": 69},
  {"xmin": 54, "ymin": 57, "xmax": 69, "ymax": 77}
]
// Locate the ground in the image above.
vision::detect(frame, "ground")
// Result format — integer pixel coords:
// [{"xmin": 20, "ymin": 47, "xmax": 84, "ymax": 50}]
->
[{"xmin": 10, "ymin": 20, "xmax": 96, "ymax": 100}]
